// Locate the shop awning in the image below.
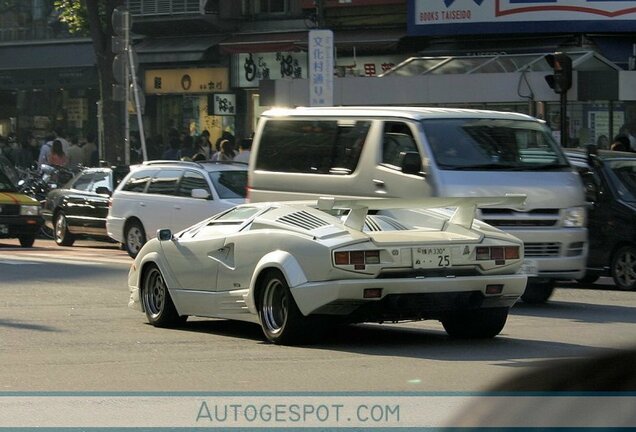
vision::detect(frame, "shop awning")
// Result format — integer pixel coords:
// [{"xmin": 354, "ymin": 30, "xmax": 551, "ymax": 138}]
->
[
  {"xmin": 219, "ymin": 31, "xmax": 308, "ymax": 54},
  {"xmin": 135, "ymin": 35, "xmax": 226, "ymax": 63},
  {"xmin": 0, "ymin": 40, "xmax": 95, "ymax": 71}
]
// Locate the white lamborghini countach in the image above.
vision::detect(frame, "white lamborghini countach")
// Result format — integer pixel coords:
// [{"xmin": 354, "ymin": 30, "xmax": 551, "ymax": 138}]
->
[{"xmin": 128, "ymin": 196, "xmax": 528, "ymax": 345}]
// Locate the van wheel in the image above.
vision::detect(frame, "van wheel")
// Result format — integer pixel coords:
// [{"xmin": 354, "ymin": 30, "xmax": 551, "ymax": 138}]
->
[
  {"xmin": 54, "ymin": 212, "xmax": 75, "ymax": 246},
  {"xmin": 125, "ymin": 220, "xmax": 146, "ymax": 258},
  {"xmin": 611, "ymin": 246, "xmax": 636, "ymax": 290},
  {"xmin": 521, "ymin": 280, "xmax": 555, "ymax": 304},
  {"xmin": 441, "ymin": 307, "xmax": 509, "ymax": 339}
]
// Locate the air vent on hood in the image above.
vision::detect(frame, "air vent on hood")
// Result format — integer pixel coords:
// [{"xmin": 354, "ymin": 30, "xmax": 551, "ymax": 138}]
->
[{"xmin": 277, "ymin": 211, "xmax": 330, "ymax": 230}]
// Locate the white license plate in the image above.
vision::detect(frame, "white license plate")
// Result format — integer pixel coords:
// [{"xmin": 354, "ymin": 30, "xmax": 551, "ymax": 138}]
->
[
  {"xmin": 0, "ymin": 224, "xmax": 8, "ymax": 235},
  {"xmin": 413, "ymin": 247, "xmax": 452, "ymax": 269},
  {"xmin": 520, "ymin": 259, "xmax": 539, "ymax": 276}
]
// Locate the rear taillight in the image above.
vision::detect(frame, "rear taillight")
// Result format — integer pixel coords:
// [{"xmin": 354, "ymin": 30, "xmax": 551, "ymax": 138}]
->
[
  {"xmin": 333, "ymin": 250, "xmax": 381, "ymax": 266},
  {"xmin": 476, "ymin": 246, "xmax": 519, "ymax": 261}
]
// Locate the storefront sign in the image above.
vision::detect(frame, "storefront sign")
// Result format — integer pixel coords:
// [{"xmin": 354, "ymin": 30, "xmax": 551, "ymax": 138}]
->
[
  {"xmin": 145, "ymin": 68, "xmax": 228, "ymax": 94},
  {"xmin": 235, "ymin": 52, "xmax": 307, "ymax": 88},
  {"xmin": 335, "ymin": 55, "xmax": 404, "ymax": 76},
  {"xmin": 308, "ymin": 29, "xmax": 334, "ymax": 107},
  {"xmin": 410, "ymin": 0, "xmax": 636, "ymax": 35},
  {"xmin": 211, "ymin": 93, "xmax": 236, "ymax": 116}
]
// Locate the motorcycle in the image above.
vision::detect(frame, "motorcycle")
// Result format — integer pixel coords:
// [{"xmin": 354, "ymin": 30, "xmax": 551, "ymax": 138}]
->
[{"xmin": 16, "ymin": 163, "xmax": 76, "ymax": 239}]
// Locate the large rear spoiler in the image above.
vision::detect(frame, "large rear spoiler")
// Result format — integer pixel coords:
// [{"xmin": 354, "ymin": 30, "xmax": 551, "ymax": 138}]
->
[{"xmin": 316, "ymin": 195, "xmax": 527, "ymax": 231}]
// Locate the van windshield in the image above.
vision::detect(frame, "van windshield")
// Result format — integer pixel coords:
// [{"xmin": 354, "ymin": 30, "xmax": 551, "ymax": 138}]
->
[{"xmin": 421, "ymin": 118, "xmax": 570, "ymax": 170}]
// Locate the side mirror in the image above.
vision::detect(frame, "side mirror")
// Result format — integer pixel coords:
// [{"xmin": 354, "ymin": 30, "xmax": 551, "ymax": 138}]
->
[
  {"xmin": 400, "ymin": 151, "xmax": 423, "ymax": 175},
  {"xmin": 157, "ymin": 229, "xmax": 173, "ymax": 241},
  {"xmin": 191, "ymin": 188, "xmax": 211, "ymax": 199},
  {"xmin": 95, "ymin": 186, "xmax": 111, "ymax": 196}
]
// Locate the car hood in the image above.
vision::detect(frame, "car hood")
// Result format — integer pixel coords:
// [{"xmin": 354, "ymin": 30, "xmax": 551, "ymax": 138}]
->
[{"xmin": 436, "ymin": 171, "xmax": 584, "ymax": 210}]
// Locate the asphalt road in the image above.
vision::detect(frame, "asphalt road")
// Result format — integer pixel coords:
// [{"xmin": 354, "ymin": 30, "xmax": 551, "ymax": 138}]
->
[{"xmin": 1, "ymin": 239, "xmax": 636, "ymax": 392}]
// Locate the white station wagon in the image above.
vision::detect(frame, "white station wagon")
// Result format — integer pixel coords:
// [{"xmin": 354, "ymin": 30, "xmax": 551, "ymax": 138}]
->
[{"xmin": 128, "ymin": 196, "xmax": 528, "ymax": 345}]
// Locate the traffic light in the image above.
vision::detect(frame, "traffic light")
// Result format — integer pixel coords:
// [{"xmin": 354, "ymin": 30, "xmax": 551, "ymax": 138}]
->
[{"xmin": 545, "ymin": 52, "xmax": 572, "ymax": 94}]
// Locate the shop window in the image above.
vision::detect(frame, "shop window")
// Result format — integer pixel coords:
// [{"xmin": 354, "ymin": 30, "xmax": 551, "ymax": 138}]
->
[{"xmin": 242, "ymin": 0, "xmax": 288, "ymax": 16}]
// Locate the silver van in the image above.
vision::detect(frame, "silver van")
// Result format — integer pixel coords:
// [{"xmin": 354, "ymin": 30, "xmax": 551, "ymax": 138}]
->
[{"xmin": 248, "ymin": 107, "xmax": 587, "ymax": 303}]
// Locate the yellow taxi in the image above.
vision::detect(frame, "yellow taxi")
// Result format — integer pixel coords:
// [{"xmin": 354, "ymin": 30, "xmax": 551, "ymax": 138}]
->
[{"xmin": 0, "ymin": 165, "xmax": 43, "ymax": 247}]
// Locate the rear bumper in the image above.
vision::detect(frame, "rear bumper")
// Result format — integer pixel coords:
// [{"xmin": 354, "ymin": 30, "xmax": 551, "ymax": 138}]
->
[
  {"xmin": 106, "ymin": 216, "xmax": 125, "ymax": 243},
  {"xmin": 290, "ymin": 273, "xmax": 527, "ymax": 319}
]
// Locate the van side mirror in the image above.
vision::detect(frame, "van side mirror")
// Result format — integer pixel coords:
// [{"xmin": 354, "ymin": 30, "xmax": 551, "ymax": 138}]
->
[
  {"xmin": 400, "ymin": 152, "xmax": 422, "ymax": 175},
  {"xmin": 157, "ymin": 229, "xmax": 173, "ymax": 241}
]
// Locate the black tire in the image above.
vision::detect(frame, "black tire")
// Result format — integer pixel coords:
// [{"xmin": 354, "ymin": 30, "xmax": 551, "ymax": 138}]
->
[
  {"xmin": 125, "ymin": 220, "xmax": 146, "ymax": 258},
  {"xmin": 577, "ymin": 273, "xmax": 600, "ymax": 285},
  {"xmin": 141, "ymin": 264, "xmax": 187, "ymax": 327},
  {"xmin": 611, "ymin": 245, "xmax": 636, "ymax": 291},
  {"xmin": 18, "ymin": 234, "xmax": 35, "ymax": 248},
  {"xmin": 258, "ymin": 270, "xmax": 313, "ymax": 345},
  {"xmin": 441, "ymin": 307, "xmax": 509, "ymax": 339},
  {"xmin": 40, "ymin": 225, "xmax": 54, "ymax": 240},
  {"xmin": 521, "ymin": 280, "xmax": 555, "ymax": 304},
  {"xmin": 54, "ymin": 212, "xmax": 75, "ymax": 246}
]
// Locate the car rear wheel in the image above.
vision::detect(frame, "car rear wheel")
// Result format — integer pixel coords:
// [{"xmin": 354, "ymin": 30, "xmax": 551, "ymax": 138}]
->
[
  {"xmin": 142, "ymin": 264, "xmax": 186, "ymax": 327},
  {"xmin": 521, "ymin": 279, "xmax": 555, "ymax": 304},
  {"xmin": 258, "ymin": 270, "xmax": 312, "ymax": 345},
  {"xmin": 125, "ymin": 220, "xmax": 146, "ymax": 258},
  {"xmin": 441, "ymin": 307, "xmax": 509, "ymax": 339},
  {"xmin": 18, "ymin": 234, "xmax": 35, "ymax": 248},
  {"xmin": 611, "ymin": 246, "xmax": 636, "ymax": 290},
  {"xmin": 54, "ymin": 212, "xmax": 75, "ymax": 246}
]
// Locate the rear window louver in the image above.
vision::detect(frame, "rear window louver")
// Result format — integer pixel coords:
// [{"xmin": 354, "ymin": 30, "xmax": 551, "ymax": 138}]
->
[
  {"xmin": 277, "ymin": 211, "xmax": 331, "ymax": 230},
  {"xmin": 364, "ymin": 215, "xmax": 409, "ymax": 231}
]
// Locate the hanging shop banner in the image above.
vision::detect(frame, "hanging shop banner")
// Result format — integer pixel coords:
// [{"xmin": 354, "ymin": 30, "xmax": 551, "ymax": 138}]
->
[
  {"xmin": 210, "ymin": 93, "xmax": 236, "ymax": 116},
  {"xmin": 235, "ymin": 52, "xmax": 307, "ymax": 88},
  {"xmin": 145, "ymin": 68, "xmax": 228, "ymax": 94},
  {"xmin": 308, "ymin": 29, "xmax": 334, "ymax": 107},
  {"xmin": 410, "ymin": 0, "xmax": 636, "ymax": 36}
]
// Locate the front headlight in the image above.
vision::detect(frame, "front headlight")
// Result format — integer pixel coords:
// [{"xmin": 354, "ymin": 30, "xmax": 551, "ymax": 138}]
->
[
  {"xmin": 20, "ymin": 205, "xmax": 40, "ymax": 216},
  {"xmin": 563, "ymin": 206, "xmax": 586, "ymax": 227}
]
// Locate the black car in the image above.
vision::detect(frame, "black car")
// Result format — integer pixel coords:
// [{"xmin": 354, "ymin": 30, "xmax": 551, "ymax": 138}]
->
[
  {"xmin": 42, "ymin": 166, "xmax": 129, "ymax": 246},
  {"xmin": 566, "ymin": 148, "xmax": 636, "ymax": 290}
]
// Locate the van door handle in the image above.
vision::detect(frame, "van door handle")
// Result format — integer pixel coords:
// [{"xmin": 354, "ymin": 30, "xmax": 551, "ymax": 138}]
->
[
  {"xmin": 139, "ymin": 202, "xmax": 146, "ymax": 207},
  {"xmin": 174, "ymin": 205, "xmax": 181, "ymax": 210},
  {"xmin": 373, "ymin": 179, "xmax": 385, "ymax": 186}
]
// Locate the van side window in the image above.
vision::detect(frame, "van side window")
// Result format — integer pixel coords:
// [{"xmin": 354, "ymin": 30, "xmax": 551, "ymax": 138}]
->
[
  {"xmin": 147, "ymin": 169, "xmax": 182, "ymax": 195},
  {"xmin": 255, "ymin": 120, "xmax": 370, "ymax": 174},
  {"xmin": 381, "ymin": 122, "xmax": 418, "ymax": 168},
  {"xmin": 122, "ymin": 170, "xmax": 155, "ymax": 192}
]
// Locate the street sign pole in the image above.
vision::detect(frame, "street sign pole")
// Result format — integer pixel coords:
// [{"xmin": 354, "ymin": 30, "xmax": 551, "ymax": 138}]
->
[{"xmin": 128, "ymin": 47, "xmax": 147, "ymax": 161}]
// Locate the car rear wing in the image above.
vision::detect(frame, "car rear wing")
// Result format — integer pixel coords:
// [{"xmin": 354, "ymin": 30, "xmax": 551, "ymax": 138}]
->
[{"xmin": 316, "ymin": 195, "xmax": 527, "ymax": 231}]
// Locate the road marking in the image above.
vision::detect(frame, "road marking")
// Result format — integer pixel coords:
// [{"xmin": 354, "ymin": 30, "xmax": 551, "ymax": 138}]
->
[{"xmin": 0, "ymin": 259, "xmax": 40, "ymax": 265}]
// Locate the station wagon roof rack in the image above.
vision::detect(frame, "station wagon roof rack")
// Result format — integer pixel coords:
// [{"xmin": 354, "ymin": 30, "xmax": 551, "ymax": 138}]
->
[{"xmin": 141, "ymin": 160, "xmax": 247, "ymax": 168}]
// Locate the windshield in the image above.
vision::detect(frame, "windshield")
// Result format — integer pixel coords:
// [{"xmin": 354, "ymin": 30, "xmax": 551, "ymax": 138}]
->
[
  {"xmin": 606, "ymin": 159, "xmax": 636, "ymax": 202},
  {"xmin": 421, "ymin": 118, "xmax": 569, "ymax": 170},
  {"xmin": 208, "ymin": 170, "xmax": 248, "ymax": 199}
]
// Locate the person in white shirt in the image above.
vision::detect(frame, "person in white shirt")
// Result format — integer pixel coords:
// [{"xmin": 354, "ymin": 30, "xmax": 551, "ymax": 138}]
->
[
  {"xmin": 66, "ymin": 136, "xmax": 84, "ymax": 168},
  {"xmin": 233, "ymin": 138, "xmax": 252, "ymax": 163}
]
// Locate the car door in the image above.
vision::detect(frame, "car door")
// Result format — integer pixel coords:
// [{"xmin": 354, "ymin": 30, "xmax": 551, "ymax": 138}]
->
[
  {"xmin": 173, "ymin": 169, "xmax": 215, "ymax": 230},
  {"xmin": 63, "ymin": 172, "xmax": 95, "ymax": 234},
  {"xmin": 144, "ymin": 169, "xmax": 183, "ymax": 238},
  {"xmin": 82, "ymin": 170, "xmax": 112, "ymax": 235},
  {"xmin": 160, "ymin": 227, "xmax": 225, "ymax": 317},
  {"xmin": 579, "ymin": 165, "xmax": 614, "ymax": 269}
]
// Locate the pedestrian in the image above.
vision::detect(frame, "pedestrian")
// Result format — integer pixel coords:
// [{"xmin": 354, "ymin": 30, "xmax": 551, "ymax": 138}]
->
[
  {"xmin": 217, "ymin": 139, "xmax": 236, "ymax": 161},
  {"xmin": 83, "ymin": 132, "xmax": 98, "ymax": 167},
  {"xmin": 198, "ymin": 130, "xmax": 213, "ymax": 158},
  {"xmin": 194, "ymin": 134, "xmax": 211, "ymax": 160},
  {"xmin": 162, "ymin": 137, "xmax": 180, "ymax": 160},
  {"xmin": 13, "ymin": 136, "xmax": 35, "ymax": 168},
  {"xmin": 610, "ymin": 135, "xmax": 631, "ymax": 152},
  {"xmin": 234, "ymin": 138, "xmax": 252, "ymax": 163},
  {"xmin": 38, "ymin": 133, "xmax": 55, "ymax": 165},
  {"xmin": 178, "ymin": 135, "xmax": 196, "ymax": 161},
  {"xmin": 47, "ymin": 139, "xmax": 68, "ymax": 167},
  {"xmin": 66, "ymin": 135, "xmax": 84, "ymax": 168}
]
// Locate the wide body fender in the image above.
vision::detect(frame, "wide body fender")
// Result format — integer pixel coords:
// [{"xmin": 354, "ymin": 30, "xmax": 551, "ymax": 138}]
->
[{"xmin": 245, "ymin": 250, "xmax": 308, "ymax": 314}]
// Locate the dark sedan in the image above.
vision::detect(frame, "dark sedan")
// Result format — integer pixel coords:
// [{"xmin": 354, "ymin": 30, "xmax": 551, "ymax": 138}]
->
[
  {"xmin": 42, "ymin": 166, "xmax": 129, "ymax": 246},
  {"xmin": 566, "ymin": 148, "xmax": 636, "ymax": 290}
]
